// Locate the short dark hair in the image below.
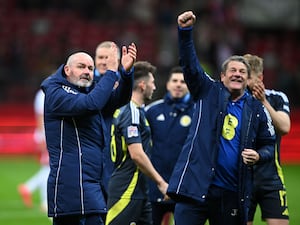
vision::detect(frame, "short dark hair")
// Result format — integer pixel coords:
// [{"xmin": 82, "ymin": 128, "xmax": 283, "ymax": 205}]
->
[
  {"xmin": 168, "ymin": 66, "xmax": 183, "ymax": 80},
  {"xmin": 133, "ymin": 61, "xmax": 156, "ymax": 89}
]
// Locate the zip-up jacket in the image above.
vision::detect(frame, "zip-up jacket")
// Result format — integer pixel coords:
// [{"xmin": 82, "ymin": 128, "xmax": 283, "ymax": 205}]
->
[
  {"xmin": 145, "ymin": 93, "xmax": 194, "ymax": 202},
  {"xmin": 41, "ymin": 65, "xmax": 126, "ymax": 217},
  {"xmin": 167, "ymin": 27, "xmax": 276, "ymax": 225}
]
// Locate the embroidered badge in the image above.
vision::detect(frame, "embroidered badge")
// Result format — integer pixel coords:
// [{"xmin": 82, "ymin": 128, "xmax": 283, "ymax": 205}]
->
[
  {"xmin": 127, "ymin": 126, "xmax": 138, "ymax": 138},
  {"xmin": 180, "ymin": 115, "xmax": 191, "ymax": 127}
]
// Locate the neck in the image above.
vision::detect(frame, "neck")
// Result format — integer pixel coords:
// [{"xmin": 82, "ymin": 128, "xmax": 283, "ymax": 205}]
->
[
  {"xmin": 231, "ymin": 91, "xmax": 245, "ymax": 102},
  {"xmin": 131, "ymin": 91, "xmax": 144, "ymax": 107}
]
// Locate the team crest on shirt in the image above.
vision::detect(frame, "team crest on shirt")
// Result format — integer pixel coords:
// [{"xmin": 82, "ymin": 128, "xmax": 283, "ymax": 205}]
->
[
  {"xmin": 127, "ymin": 126, "xmax": 138, "ymax": 138},
  {"xmin": 180, "ymin": 115, "xmax": 192, "ymax": 127}
]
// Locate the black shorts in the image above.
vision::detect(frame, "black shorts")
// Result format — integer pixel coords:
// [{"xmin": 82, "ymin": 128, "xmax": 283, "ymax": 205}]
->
[
  {"xmin": 248, "ymin": 188, "xmax": 289, "ymax": 221},
  {"xmin": 106, "ymin": 198, "xmax": 152, "ymax": 225}
]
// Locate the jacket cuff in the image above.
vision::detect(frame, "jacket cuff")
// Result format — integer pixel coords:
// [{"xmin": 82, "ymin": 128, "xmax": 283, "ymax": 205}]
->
[
  {"xmin": 120, "ymin": 66, "xmax": 134, "ymax": 77},
  {"xmin": 178, "ymin": 26, "xmax": 193, "ymax": 31},
  {"xmin": 104, "ymin": 70, "xmax": 119, "ymax": 81}
]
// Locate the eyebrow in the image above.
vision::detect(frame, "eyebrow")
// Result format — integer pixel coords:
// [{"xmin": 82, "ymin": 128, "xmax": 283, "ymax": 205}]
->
[{"xmin": 77, "ymin": 63, "xmax": 94, "ymax": 69}]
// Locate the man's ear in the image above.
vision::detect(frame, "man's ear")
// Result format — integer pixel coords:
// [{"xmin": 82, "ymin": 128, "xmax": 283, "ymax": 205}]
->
[
  {"xmin": 64, "ymin": 65, "xmax": 70, "ymax": 77},
  {"xmin": 137, "ymin": 80, "xmax": 145, "ymax": 91},
  {"xmin": 166, "ymin": 81, "xmax": 170, "ymax": 91},
  {"xmin": 220, "ymin": 72, "xmax": 225, "ymax": 81},
  {"xmin": 258, "ymin": 73, "xmax": 263, "ymax": 81}
]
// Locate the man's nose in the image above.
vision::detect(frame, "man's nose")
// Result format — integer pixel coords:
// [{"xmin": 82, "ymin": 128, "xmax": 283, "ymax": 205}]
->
[{"xmin": 83, "ymin": 67, "xmax": 91, "ymax": 74}]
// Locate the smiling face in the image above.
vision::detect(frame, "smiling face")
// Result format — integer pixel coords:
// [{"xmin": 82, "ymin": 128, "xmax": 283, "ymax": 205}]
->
[
  {"xmin": 221, "ymin": 60, "xmax": 249, "ymax": 100},
  {"xmin": 64, "ymin": 52, "xmax": 94, "ymax": 88},
  {"xmin": 95, "ymin": 47, "xmax": 110, "ymax": 74},
  {"xmin": 95, "ymin": 42, "xmax": 120, "ymax": 75},
  {"xmin": 167, "ymin": 72, "xmax": 189, "ymax": 99}
]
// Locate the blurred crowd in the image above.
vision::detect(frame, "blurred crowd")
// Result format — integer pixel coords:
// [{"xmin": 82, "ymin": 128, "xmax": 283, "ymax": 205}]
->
[{"xmin": 0, "ymin": 0, "xmax": 299, "ymax": 107}]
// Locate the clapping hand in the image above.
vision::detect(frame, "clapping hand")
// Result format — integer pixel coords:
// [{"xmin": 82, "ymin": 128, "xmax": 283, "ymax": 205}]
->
[
  {"xmin": 121, "ymin": 43, "xmax": 137, "ymax": 72},
  {"xmin": 106, "ymin": 43, "xmax": 119, "ymax": 72}
]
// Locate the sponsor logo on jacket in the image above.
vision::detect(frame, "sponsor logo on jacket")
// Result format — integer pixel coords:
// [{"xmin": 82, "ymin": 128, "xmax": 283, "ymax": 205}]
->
[{"xmin": 62, "ymin": 85, "xmax": 78, "ymax": 95}]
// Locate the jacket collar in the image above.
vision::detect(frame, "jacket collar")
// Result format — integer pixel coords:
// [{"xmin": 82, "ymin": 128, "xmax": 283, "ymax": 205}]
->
[
  {"xmin": 42, "ymin": 64, "xmax": 95, "ymax": 93},
  {"xmin": 164, "ymin": 92, "xmax": 193, "ymax": 111}
]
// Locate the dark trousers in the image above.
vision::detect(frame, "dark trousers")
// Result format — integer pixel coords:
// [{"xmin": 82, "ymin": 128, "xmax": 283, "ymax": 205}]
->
[
  {"xmin": 52, "ymin": 213, "xmax": 105, "ymax": 225},
  {"xmin": 174, "ymin": 185, "xmax": 242, "ymax": 225}
]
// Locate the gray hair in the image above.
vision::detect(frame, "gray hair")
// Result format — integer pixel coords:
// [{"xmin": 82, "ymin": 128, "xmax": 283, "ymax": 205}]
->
[
  {"xmin": 221, "ymin": 55, "xmax": 251, "ymax": 78},
  {"xmin": 95, "ymin": 41, "xmax": 121, "ymax": 60}
]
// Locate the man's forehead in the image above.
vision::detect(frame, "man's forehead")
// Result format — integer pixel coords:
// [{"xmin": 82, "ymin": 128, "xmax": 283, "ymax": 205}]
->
[
  {"xmin": 170, "ymin": 73, "xmax": 184, "ymax": 80},
  {"xmin": 74, "ymin": 61, "xmax": 94, "ymax": 69},
  {"xmin": 96, "ymin": 47, "xmax": 110, "ymax": 55},
  {"xmin": 228, "ymin": 61, "xmax": 247, "ymax": 69}
]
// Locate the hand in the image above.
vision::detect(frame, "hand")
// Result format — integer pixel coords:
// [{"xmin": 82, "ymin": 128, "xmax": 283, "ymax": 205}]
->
[
  {"xmin": 157, "ymin": 180, "xmax": 169, "ymax": 201},
  {"xmin": 163, "ymin": 193, "xmax": 170, "ymax": 201},
  {"xmin": 252, "ymin": 80, "xmax": 266, "ymax": 102},
  {"xmin": 106, "ymin": 43, "xmax": 119, "ymax": 72},
  {"xmin": 121, "ymin": 42, "xmax": 137, "ymax": 72},
  {"xmin": 241, "ymin": 148, "xmax": 260, "ymax": 165},
  {"xmin": 177, "ymin": 11, "xmax": 196, "ymax": 28}
]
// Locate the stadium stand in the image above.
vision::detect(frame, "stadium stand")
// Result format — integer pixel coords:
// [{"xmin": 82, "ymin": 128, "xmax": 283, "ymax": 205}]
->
[{"xmin": 0, "ymin": 1, "xmax": 299, "ymax": 162}]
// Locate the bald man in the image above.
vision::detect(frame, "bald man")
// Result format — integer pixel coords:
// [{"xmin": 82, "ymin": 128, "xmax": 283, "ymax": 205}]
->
[{"xmin": 41, "ymin": 47, "xmax": 136, "ymax": 225}]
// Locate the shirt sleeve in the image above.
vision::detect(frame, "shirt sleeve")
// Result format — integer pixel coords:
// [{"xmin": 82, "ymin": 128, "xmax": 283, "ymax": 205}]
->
[{"xmin": 119, "ymin": 102, "xmax": 142, "ymax": 145}]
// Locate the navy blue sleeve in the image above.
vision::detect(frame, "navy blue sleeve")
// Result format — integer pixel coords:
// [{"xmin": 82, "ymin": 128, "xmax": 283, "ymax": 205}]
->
[
  {"xmin": 44, "ymin": 70, "xmax": 119, "ymax": 116},
  {"xmin": 266, "ymin": 90, "xmax": 290, "ymax": 115},
  {"xmin": 103, "ymin": 67, "xmax": 134, "ymax": 116},
  {"xmin": 255, "ymin": 105, "xmax": 276, "ymax": 163},
  {"xmin": 119, "ymin": 105, "xmax": 142, "ymax": 145},
  {"xmin": 178, "ymin": 27, "xmax": 214, "ymax": 100}
]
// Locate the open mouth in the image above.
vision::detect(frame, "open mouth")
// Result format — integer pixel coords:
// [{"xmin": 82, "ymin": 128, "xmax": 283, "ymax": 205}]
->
[{"xmin": 231, "ymin": 78, "xmax": 243, "ymax": 83}]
